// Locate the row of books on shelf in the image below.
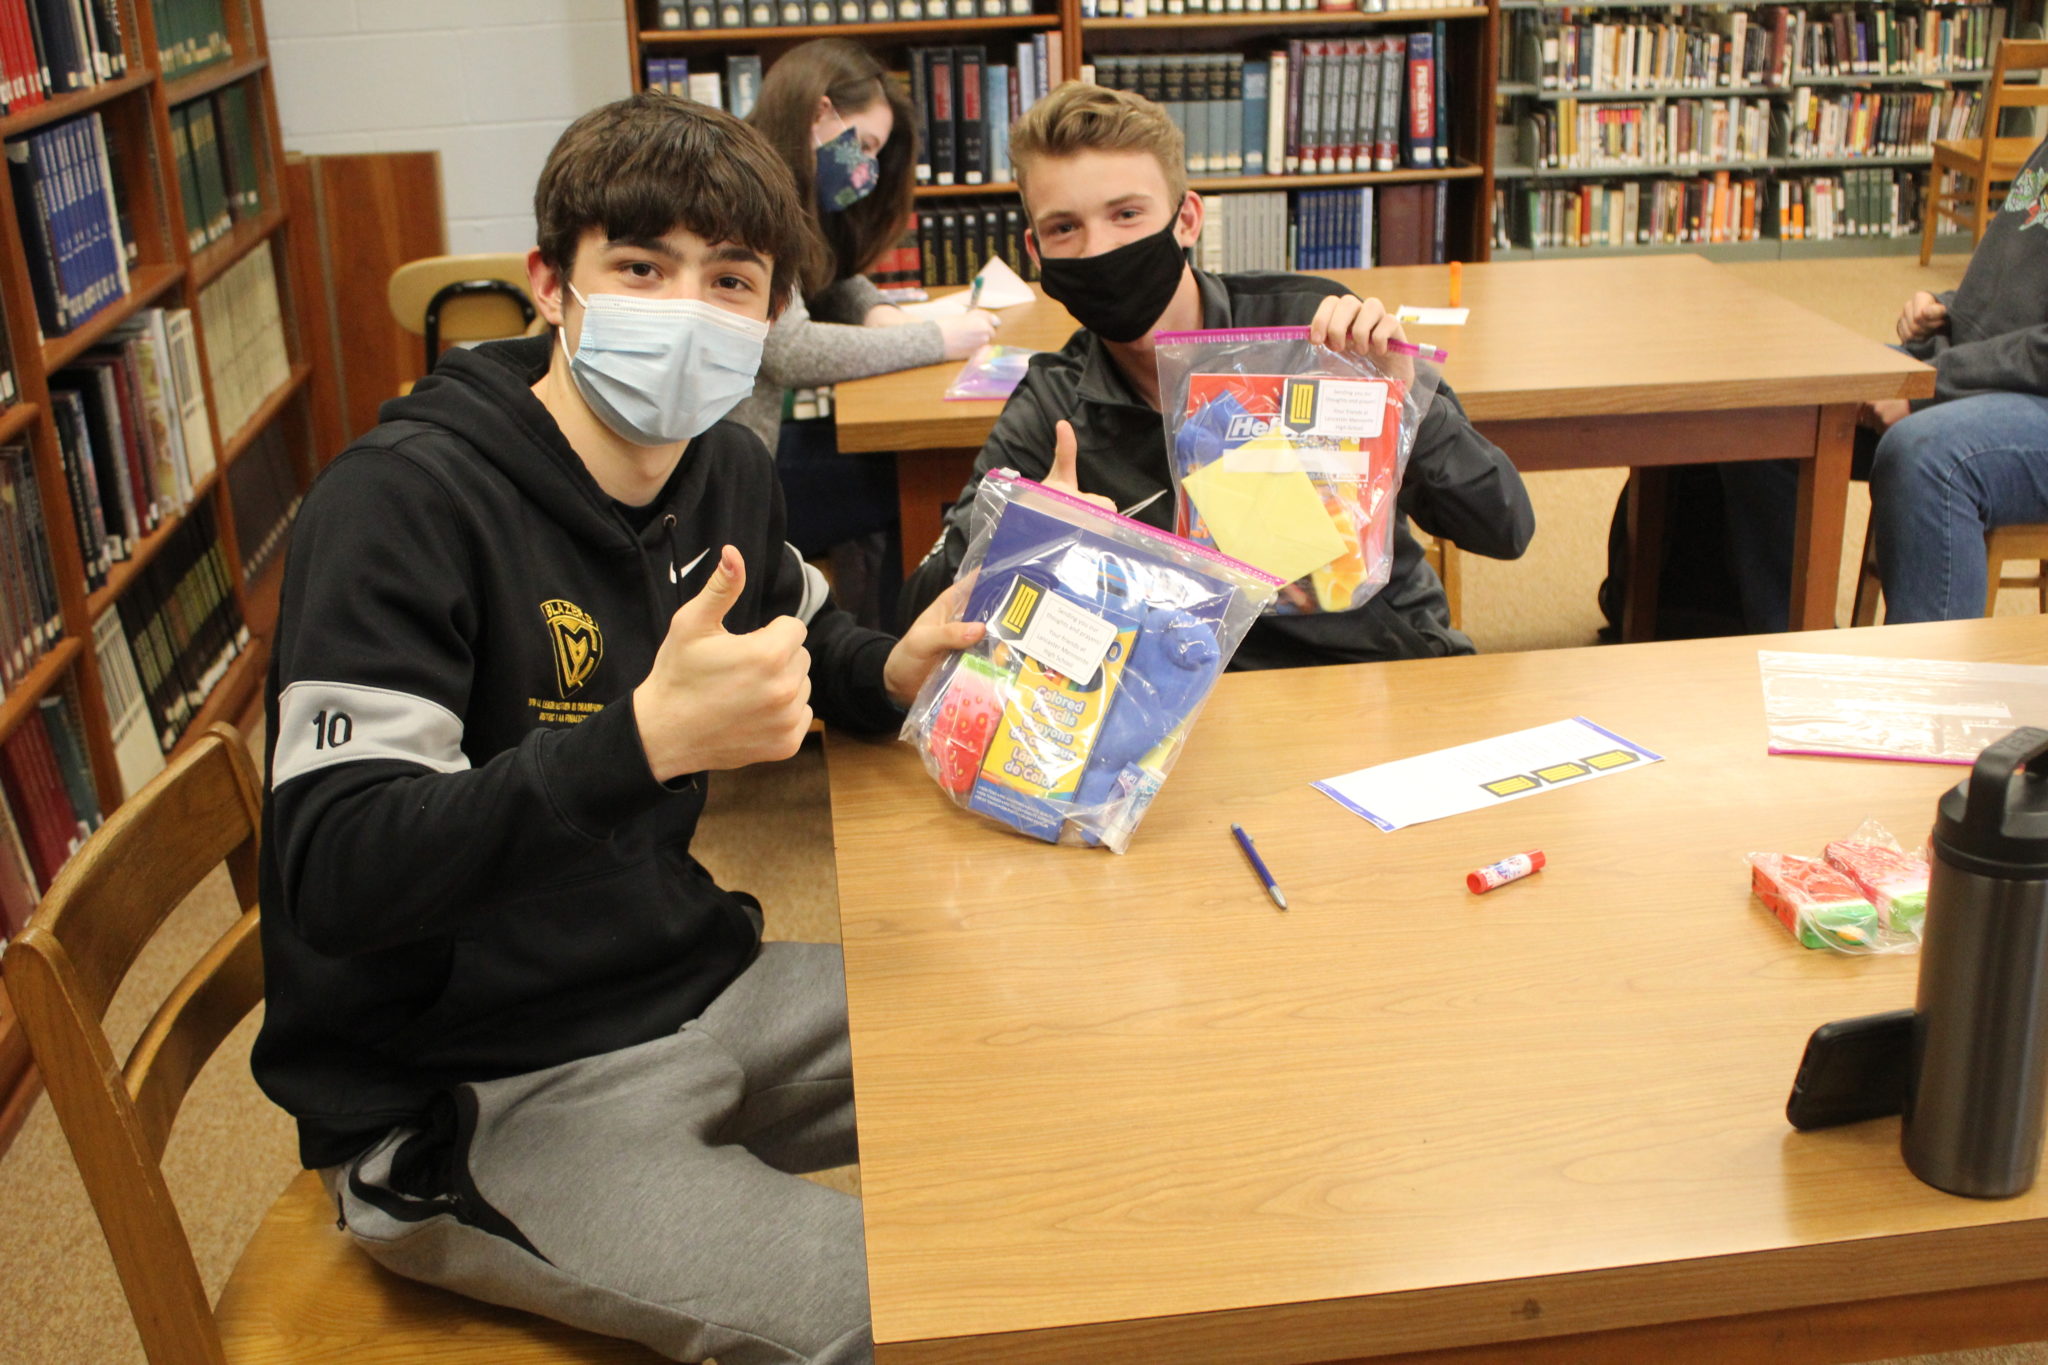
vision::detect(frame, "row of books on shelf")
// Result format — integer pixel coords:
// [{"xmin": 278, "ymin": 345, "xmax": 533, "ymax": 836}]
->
[
  {"xmin": 648, "ymin": 0, "xmax": 1032, "ymax": 30},
  {"xmin": 7, "ymin": 109, "xmax": 138, "ymax": 340},
  {"xmin": 1506, "ymin": 4, "xmax": 2002, "ymax": 93},
  {"xmin": 913, "ymin": 38, "xmax": 1063, "ymax": 185},
  {"xmin": 0, "ymin": 686, "xmax": 100, "ymax": 938},
  {"xmin": 643, "ymin": 54, "xmax": 762, "ymax": 116},
  {"xmin": 1084, "ymin": 0, "xmax": 1449, "ymax": 16},
  {"xmin": 0, "ymin": 0, "xmax": 126, "ymax": 113},
  {"xmin": 0, "ymin": 293, "xmax": 15, "ymax": 407},
  {"xmin": 172, "ymin": 84, "xmax": 267, "ymax": 254},
  {"xmin": 1493, "ymin": 164, "xmax": 1928, "ymax": 248},
  {"xmin": 870, "ymin": 199, "xmax": 1039, "ymax": 286},
  {"xmin": 1514, "ymin": 85, "xmax": 1979, "ymax": 168},
  {"xmin": 0, "ymin": 447, "xmax": 61, "ymax": 693},
  {"xmin": 1087, "ymin": 32, "xmax": 1452, "ymax": 179},
  {"xmin": 225, "ymin": 421, "xmax": 297, "ymax": 589},
  {"xmin": 195, "ymin": 244, "xmax": 289, "ymax": 442},
  {"xmin": 49, "ymin": 306, "xmax": 218, "ymax": 595},
  {"xmin": 0, "ymin": 488, "xmax": 284, "ymax": 940},
  {"xmin": 874, "ymin": 179, "xmax": 1453, "ymax": 286},
  {"xmin": 1195, "ymin": 181, "xmax": 1449, "ymax": 270},
  {"xmin": 1784, "ymin": 83, "xmax": 1980, "ymax": 154},
  {"xmin": 151, "ymin": 0, "xmax": 231, "ymax": 81},
  {"xmin": 98, "ymin": 500, "xmax": 246, "ymax": 784}
]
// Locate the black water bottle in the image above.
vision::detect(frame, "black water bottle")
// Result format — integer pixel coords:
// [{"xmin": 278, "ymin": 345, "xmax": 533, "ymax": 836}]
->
[{"xmin": 1903, "ymin": 727, "xmax": 2048, "ymax": 1199}]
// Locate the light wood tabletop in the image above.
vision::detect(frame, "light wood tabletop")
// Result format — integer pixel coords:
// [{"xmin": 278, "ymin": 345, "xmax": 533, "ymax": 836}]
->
[
  {"xmin": 833, "ymin": 255, "xmax": 1933, "ymax": 637},
  {"xmin": 827, "ymin": 616, "xmax": 2048, "ymax": 1365}
]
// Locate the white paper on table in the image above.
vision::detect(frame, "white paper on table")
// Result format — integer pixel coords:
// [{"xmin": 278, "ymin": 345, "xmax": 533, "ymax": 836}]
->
[
  {"xmin": 1314, "ymin": 717, "xmax": 1663, "ymax": 832},
  {"xmin": 1394, "ymin": 305, "xmax": 1470, "ymax": 326},
  {"xmin": 898, "ymin": 256, "xmax": 1036, "ymax": 318}
]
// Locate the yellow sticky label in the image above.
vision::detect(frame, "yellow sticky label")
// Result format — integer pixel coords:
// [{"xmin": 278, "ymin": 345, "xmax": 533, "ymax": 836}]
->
[
  {"xmin": 1534, "ymin": 761, "xmax": 1590, "ymax": 783},
  {"xmin": 1482, "ymin": 775, "xmax": 1539, "ymax": 797},
  {"xmin": 1584, "ymin": 749, "xmax": 1638, "ymax": 770}
]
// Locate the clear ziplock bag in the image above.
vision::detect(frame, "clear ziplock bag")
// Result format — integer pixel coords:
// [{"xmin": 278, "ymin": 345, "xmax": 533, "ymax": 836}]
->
[
  {"xmin": 944, "ymin": 344, "xmax": 1039, "ymax": 401},
  {"xmin": 901, "ymin": 470, "xmax": 1281, "ymax": 852},
  {"xmin": 1154, "ymin": 326, "xmax": 1444, "ymax": 616}
]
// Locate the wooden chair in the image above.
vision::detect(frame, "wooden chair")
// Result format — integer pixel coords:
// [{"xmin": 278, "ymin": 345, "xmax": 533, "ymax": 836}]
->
[
  {"xmin": 387, "ymin": 252, "xmax": 540, "ymax": 374},
  {"xmin": 1983, "ymin": 523, "xmax": 2048, "ymax": 613},
  {"xmin": 1851, "ymin": 515, "xmax": 2048, "ymax": 622},
  {"xmin": 1919, "ymin": 39, "xmax": 2048, "ymax": 265},
  {"xmin": 2, "ymin": 724, "xmax": 660, "ymax": 1364}
]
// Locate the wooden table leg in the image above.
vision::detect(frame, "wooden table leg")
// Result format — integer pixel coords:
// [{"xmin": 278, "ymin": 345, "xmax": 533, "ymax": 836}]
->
[
  {"xmin": 897, "ymin": 449, "xmax": 977, "ymax": 579},
  {"xmin": 1622, "ymin": 466, "xmax": 1669, "ymax": 644},
  {"xmin": 1789, "ymin": 404, "xmax": 1857, "ymax": 633}
]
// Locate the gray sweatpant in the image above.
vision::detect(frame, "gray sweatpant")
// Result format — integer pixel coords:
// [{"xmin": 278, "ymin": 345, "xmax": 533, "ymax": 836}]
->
[{"xmin": 328, "ymin": 941, "xmax": 872, "ymax": 1364}]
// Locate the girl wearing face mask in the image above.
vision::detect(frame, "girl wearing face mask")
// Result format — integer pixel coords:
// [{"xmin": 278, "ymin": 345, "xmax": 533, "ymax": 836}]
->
[{"xmin": 740, "ymin": 40, "xmax": 998, "ymax": 631}]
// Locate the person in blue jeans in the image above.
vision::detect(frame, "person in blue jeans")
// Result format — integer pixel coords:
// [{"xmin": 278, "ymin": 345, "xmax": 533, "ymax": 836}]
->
[
  {"xmin": 1643, "ymin": 133, "xmax": 2048, "ymax": 635},
  {"xmin": 1866, "ymin": 134, "xmax": 2048, "ymax": 621}
]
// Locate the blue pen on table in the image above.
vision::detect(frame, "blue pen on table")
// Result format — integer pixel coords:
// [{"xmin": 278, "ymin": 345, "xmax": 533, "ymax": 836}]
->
[{"xmin": 1230, "ymin": 823, "xmax": 1288, "ymax": 911}]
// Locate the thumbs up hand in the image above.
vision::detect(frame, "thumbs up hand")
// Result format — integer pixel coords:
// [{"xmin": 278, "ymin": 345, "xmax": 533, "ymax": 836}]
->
[
  {"xmin": 633, "ymin": 545, "xmax": 813, "ymax": 781},
  {"xmin": 1043, "ymin": 421, "xmax": 1117, "ymax": 514}
]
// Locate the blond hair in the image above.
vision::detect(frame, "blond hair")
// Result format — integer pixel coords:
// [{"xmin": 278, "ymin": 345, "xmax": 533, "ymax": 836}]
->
[{"xmin": 1009, "ymin": 81, "xmax": 1187, "ymax": 214}]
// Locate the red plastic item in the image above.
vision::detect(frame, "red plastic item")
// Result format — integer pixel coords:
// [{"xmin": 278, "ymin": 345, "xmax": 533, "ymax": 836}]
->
[{"xmin": 927, "ymin": 666, "xmax": 1004, "ymax": 794}]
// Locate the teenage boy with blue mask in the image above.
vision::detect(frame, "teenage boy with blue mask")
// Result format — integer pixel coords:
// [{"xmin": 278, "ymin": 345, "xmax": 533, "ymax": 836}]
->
[
  {"xmin": 900, "ymin": 82, "xmax": 1534, "ymax": 664},
  {"xmin": 252, "ymin": 91, "xmax": 975, "ymax": 1364}
]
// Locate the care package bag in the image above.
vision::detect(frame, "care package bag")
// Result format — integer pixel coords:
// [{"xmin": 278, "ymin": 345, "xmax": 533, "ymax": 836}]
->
[
  {"xmin": 901, "ymin": 470, "xmax": 1280, "ymax": 851},
  {"xmin": 1154, "ymin": 326, "xmax": 1444, "ymax": 615}
]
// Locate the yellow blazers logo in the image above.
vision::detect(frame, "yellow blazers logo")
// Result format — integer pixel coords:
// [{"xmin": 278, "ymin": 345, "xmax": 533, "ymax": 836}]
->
[
  {"xmin": 1282, "ymin": 378, "xmax": 1320, "ymax": 432},
  {"xmin": 541, "ymin": 599, "xmax": 603, "ymax": 697}
]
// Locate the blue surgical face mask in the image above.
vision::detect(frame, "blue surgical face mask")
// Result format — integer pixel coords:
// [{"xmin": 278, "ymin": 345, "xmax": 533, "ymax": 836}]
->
[
  {"xmin": 560, "ymin": 283, "xmax": 769, "ymax": 447},
  {"xmin": 815, "ymin": 114, "xmax": 880, "ymax": 214}
]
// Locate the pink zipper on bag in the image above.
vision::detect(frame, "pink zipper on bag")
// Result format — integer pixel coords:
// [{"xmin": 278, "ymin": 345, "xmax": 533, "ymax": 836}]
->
[{"xmin": 1154, "ymin": 325, "xmax": 1448, "ymax": 363}]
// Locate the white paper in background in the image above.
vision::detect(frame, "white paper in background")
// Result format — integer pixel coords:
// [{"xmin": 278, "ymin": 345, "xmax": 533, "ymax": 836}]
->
[
  {"xmin": 1758, "ymin": 651, "xmax": 2048, "ymax": 764},
  {"xmin": 1314, "ymin": 717, "xmax": 1664, "ymax": 832},
  {"xmin": 899, "ymin": 256, "xmax": 1036, "ymax": 318},
  {"xmin": 1394, "ymin": 306, "xmax": 1470, "ymax": 326}
]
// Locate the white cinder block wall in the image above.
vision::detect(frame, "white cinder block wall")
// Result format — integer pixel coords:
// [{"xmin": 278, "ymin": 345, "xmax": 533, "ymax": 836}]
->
[{"xmin": 266, "ymin": 1, "xmax": 633, "ymax": 254}]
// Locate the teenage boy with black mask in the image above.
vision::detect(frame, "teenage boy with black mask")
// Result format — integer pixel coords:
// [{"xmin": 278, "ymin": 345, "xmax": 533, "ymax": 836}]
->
[
  {"xmin": 253, "ymin": 92, "xmax": 977, "ymax": 1364},
  {"xmin": 900, "ymin": 82, "xmax": 1535, "ymax": 665}
]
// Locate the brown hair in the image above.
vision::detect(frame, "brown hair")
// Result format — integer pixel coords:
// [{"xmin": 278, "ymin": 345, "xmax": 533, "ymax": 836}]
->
[
  {"xmin": 747, "ymin": 39, "xmax": 916, "ymax": 296},
  {"xmin": 1010, "ymin": 81, "xmax": 1188, "ymax": 216},
  {"xmin": 534, "ymin": 89, "xmax": 815, "ymax": 309}
]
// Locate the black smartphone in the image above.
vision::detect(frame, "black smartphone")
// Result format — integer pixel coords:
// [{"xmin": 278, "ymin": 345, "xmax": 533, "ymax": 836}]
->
[{"xmin": 1785, "ymin": 1009, "xmax": 1917, "ymax": 1131}]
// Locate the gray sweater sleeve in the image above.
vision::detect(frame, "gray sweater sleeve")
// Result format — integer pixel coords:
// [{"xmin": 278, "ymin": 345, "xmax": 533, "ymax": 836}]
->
[
  {"xmin": 758, "ymin": 287, "xmax": 947, "ymax": 390},
  {"xmin": 810, "ymin": 274, "xmax": 887, "ymax": 324}
]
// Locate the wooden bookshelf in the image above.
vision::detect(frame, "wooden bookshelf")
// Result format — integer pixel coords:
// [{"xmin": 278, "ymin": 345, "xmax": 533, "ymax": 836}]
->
[
  {"xmin": 0, "ymin": 0, "xmax": 325, "ymax": 1157},
  {"xmin": 1490, "ymin": 0, "xmax": 2036, "ymax": 255},
  {"xmin": 627, "ymin": 0, "xmax": 1501, "ymax": 264},
  {"xmin": 640, "ymin": 14, "xmax": 1062, "ymax": 41},
  {"xmin": 1083, "ymin": 6, "xmax": 1487, "ymax": 27}
]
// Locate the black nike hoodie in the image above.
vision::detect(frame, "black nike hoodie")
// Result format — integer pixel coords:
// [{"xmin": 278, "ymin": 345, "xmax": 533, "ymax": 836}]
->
[{"xmin": 252, "ymin": 335, "xmax": 900, "ymax": 1168}]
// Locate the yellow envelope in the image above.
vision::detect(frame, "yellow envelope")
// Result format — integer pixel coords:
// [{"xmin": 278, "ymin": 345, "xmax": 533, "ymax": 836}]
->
[{"xmin": 1182, "ymin": 456, "xmax": 1350, "ymax": 586}]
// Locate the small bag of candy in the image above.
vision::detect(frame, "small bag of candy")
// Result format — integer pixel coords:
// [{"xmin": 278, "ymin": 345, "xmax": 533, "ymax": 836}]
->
[
  {"xmin": 1825, "ymin": 818, "xmax": 1930, "ymax": 938},
  {"xmin": 902, "ymin": 470, "xmax": 1280, "ymax": 851},
  {"xmin": 1749, "ymin": 853, "xmax": 1882, "ymax": 952}
]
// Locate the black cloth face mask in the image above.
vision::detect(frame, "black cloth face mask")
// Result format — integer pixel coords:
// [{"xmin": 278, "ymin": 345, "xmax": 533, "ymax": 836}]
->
[{"xmin": 1034, "ymin": 214, "xmax": 1191, "ymax": 344}]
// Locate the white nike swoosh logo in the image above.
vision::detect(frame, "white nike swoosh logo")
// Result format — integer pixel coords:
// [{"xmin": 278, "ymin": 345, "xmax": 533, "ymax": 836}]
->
[{"xmin": 672, "ymin": 548, "xmax": 708, "ymax": 584}]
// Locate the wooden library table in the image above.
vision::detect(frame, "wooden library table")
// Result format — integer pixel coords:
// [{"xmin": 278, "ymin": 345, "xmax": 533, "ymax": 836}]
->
[
  {"xmin": 833, "ymin": 255, "xmax": 1932, "ymax": 638},
  {"xmin": 826, "ymin": 615, "xmax": 2048, "ymax": 1365}
]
